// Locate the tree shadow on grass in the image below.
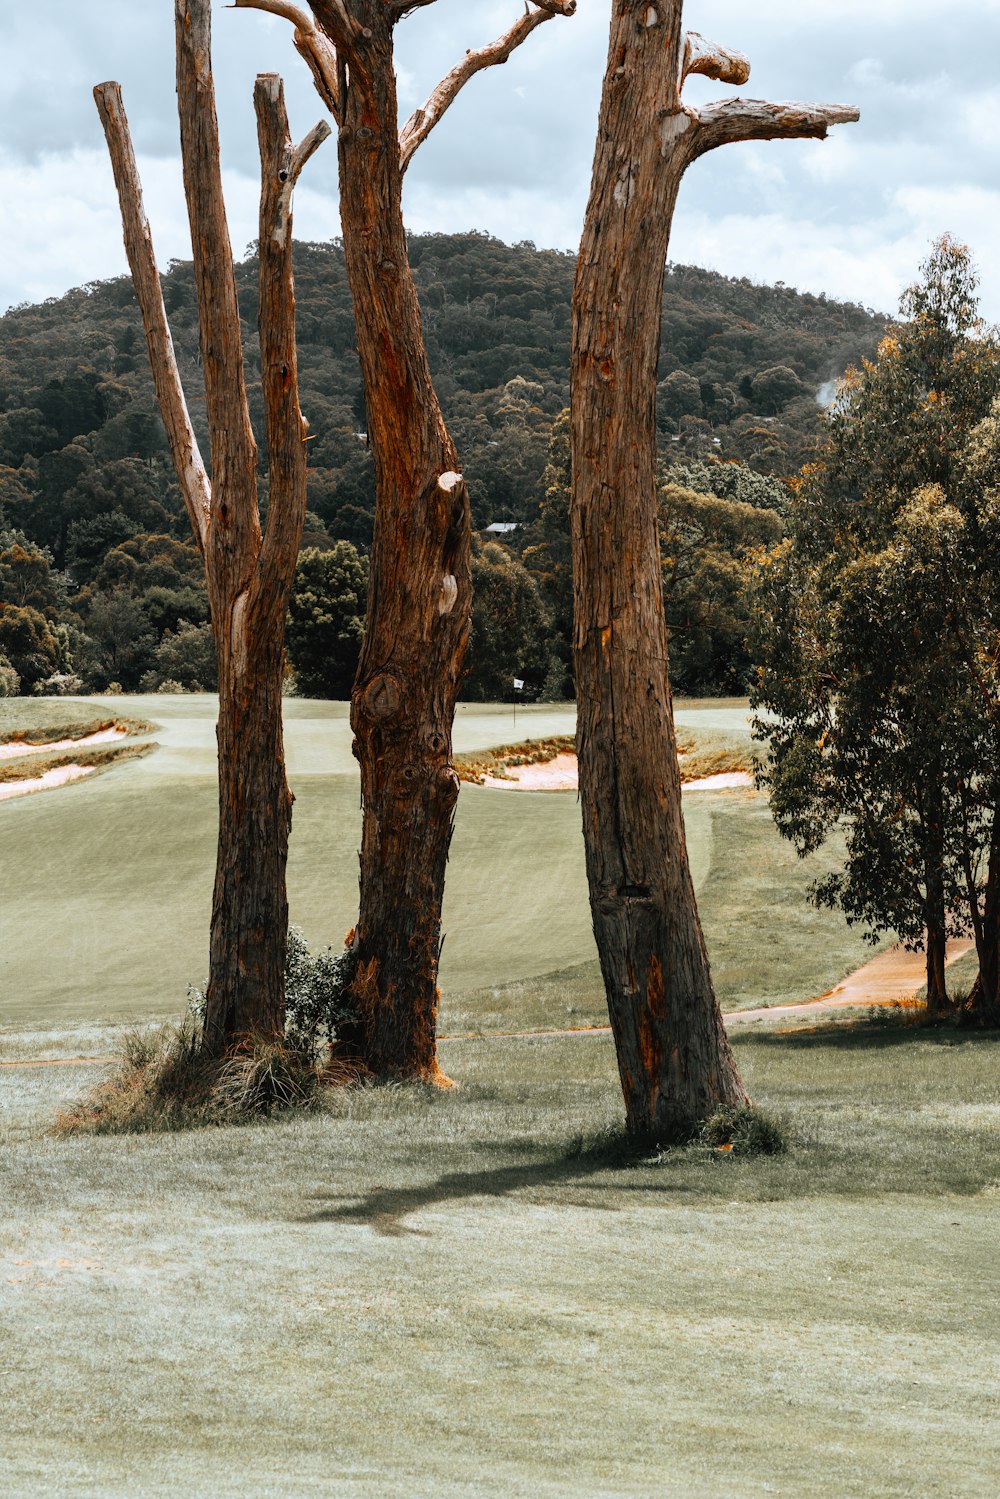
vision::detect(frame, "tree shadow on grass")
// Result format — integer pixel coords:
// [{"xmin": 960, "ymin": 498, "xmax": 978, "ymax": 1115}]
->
[
  {"xmin": 296, "ymin": 1138, "xmax": 695, "ymax": 1236},
  {"xmin": 734, "ymin": 1020, "xmax": 1000, "ymax": 1053}
]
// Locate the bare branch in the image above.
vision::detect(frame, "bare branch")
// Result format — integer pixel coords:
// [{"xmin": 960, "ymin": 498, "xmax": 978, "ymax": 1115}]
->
[
  {"xmin": 93, "ymin": 82, "xmax": 211, "ymax": 550},
  {"xmin": 176, "ymin": 0, "xmax": 258, "ymax": 512},
  {"xmin": 230, "ymin": 0, "xmax": 341, "ymax": 118},
  {"xmin": 682, "ymin": 31, "xmax": 750, "ymax": 87},
  {"xmin": 254, "ymin": 73, "xmax": 326, "ymax": 607},
  {"xmin": 387, "ymin": 0, "xmax": 440, "ymax": 21},
  {"xmin": 399, "ymin": 3, "xmax": 574, "ymax": 173},
  {"xmin": 692, "ymin": 98, "xmax": 860, "ymax": 157}
]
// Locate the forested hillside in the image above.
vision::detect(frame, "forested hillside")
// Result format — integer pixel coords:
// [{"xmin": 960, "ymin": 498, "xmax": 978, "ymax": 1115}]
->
[{"xmin": 0, "ymin": 232, "xmax": 886, "ymax": 696}]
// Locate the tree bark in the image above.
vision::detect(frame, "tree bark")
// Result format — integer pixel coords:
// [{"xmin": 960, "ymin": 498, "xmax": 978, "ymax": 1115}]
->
[
  {"xmin": 232, "ymin": 0, "xmax": 573, "ymax": 1078},
  {"xmin": 95, "ymin": 4, "xmax": 328, "ymax": 1053},
  {"xmin": 964, "ymin": 808, "xmax": 1000, "ymax": 1026},
  {"xmin": 333, "ymin": 5, "xmax": 471, "ymax": 1079},
  {"xmin": 570, "ymin": 3, "xmax": 857, "ymax": 1138}
]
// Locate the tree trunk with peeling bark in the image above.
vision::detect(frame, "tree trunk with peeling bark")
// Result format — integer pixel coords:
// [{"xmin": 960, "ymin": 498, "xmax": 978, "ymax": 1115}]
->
[
  {"xmin": 95, "ymin": 0, "xmax": 329, "ymax": 1053},
  {"xmin": 571, "ymin": 1, "xmax": 858, "ymax": 1139},
  {"xmin": 233, "ymin": 0, "xmax": 575, "ymax": 1079}
]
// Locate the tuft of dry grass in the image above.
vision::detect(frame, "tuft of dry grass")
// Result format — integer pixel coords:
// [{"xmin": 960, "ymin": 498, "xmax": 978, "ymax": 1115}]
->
[{"xmin": 52, "ymin": 1023, "xmax": 354, "ymax": 1136}]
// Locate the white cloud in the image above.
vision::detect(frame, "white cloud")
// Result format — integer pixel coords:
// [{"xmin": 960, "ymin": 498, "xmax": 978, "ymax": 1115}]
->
[{"xmin": 1, "ymin": 0, "xmax": 999, "ymax": 322}]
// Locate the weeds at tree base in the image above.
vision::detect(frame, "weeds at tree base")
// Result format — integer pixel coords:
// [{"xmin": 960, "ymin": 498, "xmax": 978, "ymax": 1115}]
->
[
  {"xmin": 701, "ymin": 1103, "xmax": 789, "ymax": 1157},
  {"xmin": 52, "ymin": 1022, "xmax": 358, "ymax": 1136}
]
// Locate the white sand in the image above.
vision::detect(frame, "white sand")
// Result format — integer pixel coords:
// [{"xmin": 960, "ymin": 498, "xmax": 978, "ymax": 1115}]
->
[
  {"xmin": 0, "ymin": 764, "xmax": 97, "ymax": 801},
  {"xmin": 0, "ymin": 727, "xmax": 126, "ymax": 762},
  {"xmin": 480, "ymin": 752, "xmax": 753, "ymax": 794}
]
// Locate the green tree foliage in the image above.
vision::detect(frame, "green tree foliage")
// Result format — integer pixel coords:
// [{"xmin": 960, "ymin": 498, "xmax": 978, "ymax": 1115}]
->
[
  {"xmin": 144, "ymin": 621, "xmax": 219, "ymax": 693},
  {"xmin": 521, "ymin": 410, "xmax": 573, "ymax": 698},
  {"xmin": 285, "ymin": 543, "xmax": 368, "ymax": 699},
  {"xmin": 464, "ymin": 540, "xmax": 555, "ymax": 702},
  {"xmin": 748, "ymin": 237, "xmax": 1000, "ymax": 1013},
  {"xmin": 0, "ymin": 234, "xmax": 884, "ymax": 699},
  {"xmin": 79, "ymin": 587, "xmax": 157, "ymax": 691},
  {"xmin": 0, "ymin": 605, "xmax": 62, "ymax": 692},
  {"xmin": 660, "ymin": 483, "xmax": 782, "ymax": 695},
  {"xmin": 0, "ymin": 652, "xmax": 20, "ymax": 696}
]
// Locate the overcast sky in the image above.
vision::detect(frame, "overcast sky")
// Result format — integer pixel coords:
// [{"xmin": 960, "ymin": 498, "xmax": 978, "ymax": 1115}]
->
[{"xmin": 1, "ymin": 1, "xmax": 998, "ymax": 321}]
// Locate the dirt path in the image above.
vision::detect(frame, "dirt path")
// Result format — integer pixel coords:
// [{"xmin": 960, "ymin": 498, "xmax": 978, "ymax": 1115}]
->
[{"xmin": 439, "ymin": 936, "xmax": 975, "ymax": 1041}]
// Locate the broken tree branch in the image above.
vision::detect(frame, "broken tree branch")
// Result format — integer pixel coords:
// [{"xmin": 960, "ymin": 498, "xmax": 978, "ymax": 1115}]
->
[
  {"xmin": 176, "ymin": 0, "xmax": 258, "ymax": 542},
  {"xmin": 692, "ymin": 97, "xmax": 861, "ymax": 156},
  {"xmin": 399, "ymin": 2, "xmax": 575, "ymax": 172},
  {"xmin": 254, "ymin": 72, "xmax": 328, "ymax": 605},
  {"xmin": 682, "ymin": 31, "xmax": 750, "ymax": 87},
  {"xmin": 93, "ymin": 82, "xmax": 211, "ymax": 549},
  {"xmin": 229, "ymin": 0, "xmax": 341, "ymax": 118}
]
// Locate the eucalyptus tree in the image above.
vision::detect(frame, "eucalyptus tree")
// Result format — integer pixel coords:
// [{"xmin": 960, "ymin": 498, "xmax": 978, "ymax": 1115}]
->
[
  {"xmin": 570, "ymin": 3, "xmax": 858, "ymax": 1139},
  {"xmin": 750, "ymin": 239, "xmax": 1000, "ymax": 1020},
  {"xmin": 232, "ymin": 0, "xmax": 575, "ymax": 1078},
  {"xmin": 95, "ymin": 0, "xmax": 329, "ymax": 1050}
]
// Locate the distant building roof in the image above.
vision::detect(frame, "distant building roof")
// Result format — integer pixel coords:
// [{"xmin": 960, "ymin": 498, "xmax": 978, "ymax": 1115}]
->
[{"xmin": 485, "ymin": 522, "xmax": 519, "ymax": 534}]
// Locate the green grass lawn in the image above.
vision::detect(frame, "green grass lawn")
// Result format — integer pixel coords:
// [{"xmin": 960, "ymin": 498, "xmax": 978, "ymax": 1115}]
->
[
  {"xmin": 3, "ymin": 1024, "xmax": 999, "ymax": 1497},
  {"xmin": 3, "ymin": 694, "xmax": 996, "ymax": 1497},
  {"xmin": 0, "ymin": 694, "xmax": 880, "ymax": 1037}
]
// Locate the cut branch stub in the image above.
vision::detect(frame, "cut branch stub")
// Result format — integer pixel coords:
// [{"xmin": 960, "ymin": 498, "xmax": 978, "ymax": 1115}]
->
[
  {"xmin": 693, "ymin": 97, "xmax": 861, "ymax": 156},
  {"xmin": 682, "ymin": 31, "xmax": 751, "ymax": 87}
]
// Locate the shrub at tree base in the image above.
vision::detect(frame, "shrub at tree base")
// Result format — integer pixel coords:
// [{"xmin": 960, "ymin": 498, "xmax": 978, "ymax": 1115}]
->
[
  {"xmin": 701, "ymin": 1104, "xmax": 788, "ymax": 1157},
  {"xmin": 53, "ymin": 1023, "xmax": 329, "ymax": 1135},
  {"xmin": 56, "ymin": 930, "xmax": 358, "ymax": 1135}
]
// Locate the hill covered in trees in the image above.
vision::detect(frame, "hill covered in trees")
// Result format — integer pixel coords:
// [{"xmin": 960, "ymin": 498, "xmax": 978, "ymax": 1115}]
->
[{"xmin": 0, "ymin": 233, "xmax": 886, "ymax": 696}]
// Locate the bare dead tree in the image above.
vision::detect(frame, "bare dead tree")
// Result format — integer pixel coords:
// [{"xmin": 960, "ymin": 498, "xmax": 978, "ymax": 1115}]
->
[
  {"xmin": 95, "ymin": 0, "xmax": 329, "ymax": 1054},
  {"xmin": 231, "ymin": 0, "xmax": 576, "ymax": 1080},
  {"xmin": 571, "ymin": 4, "xmax": 859, "ymax": 1140}
]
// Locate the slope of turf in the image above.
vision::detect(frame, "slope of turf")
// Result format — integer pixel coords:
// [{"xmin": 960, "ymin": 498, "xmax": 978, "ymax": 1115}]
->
[{"xmin": 0, "ymin": 694, "xmax": 880, "ymax": 1034}]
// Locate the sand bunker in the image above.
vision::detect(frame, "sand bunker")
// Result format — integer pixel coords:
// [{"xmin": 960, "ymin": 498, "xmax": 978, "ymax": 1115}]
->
[
  {"xmin": 0, "ymin": 727, "xmax": 126, "ymax": 762},
  {"xmin": 480, "ymin": 751, "xmax": 753, "ymax": 794},
  {"xmin": 0, "ymin": 764, "xmax": 96, "ymax": 801}
]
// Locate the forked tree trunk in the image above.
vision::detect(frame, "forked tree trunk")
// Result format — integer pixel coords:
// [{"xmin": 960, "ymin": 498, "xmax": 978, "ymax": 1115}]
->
[
  {"xmin": 571, "ymin": 2, "xmax": 857, "ymax": 1138},
  {"xmin": 234, "ymin": 0, "xmax": 574, "ymax": 1078},
  {"xmin": 95, "ymin": 2, "xmax": 329, "ymax": 1053}
]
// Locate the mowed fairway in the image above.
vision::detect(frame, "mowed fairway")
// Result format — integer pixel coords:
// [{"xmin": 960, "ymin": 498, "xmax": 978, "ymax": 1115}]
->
[
  {"xmin": 1, "ymin": 694, "xmax": 880, "ymax": 1036},
  {"xmin": 2, "ymin": 696, "xmax": 999, "ymax": 1497}
]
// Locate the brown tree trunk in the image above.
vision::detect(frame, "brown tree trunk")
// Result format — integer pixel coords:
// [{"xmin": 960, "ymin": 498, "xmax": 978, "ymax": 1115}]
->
[
  {"xmin": 964, "ymin": 808, "xmax": 1000, "ymax": 1027},
  {"xmin": 95, "ymin": 7, "xmax": 329, "ymax": 1054},
  {"xmin": 332, "ymin": 7, "xmax": 471, "ymax": 1079},
  {"xmin": 570, "ymin": 4, "xmax": 857, "ymax": 1138},
  {"xmin": 922, "ymin": 799, "xmax": 951, "ymax": 1017},
  {"xmin": 233, "ymin": 0, "xmax": 575, "ymax": 1077}
]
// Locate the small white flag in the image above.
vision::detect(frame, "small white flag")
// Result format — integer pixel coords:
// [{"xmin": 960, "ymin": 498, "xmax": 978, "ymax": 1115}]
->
[{"xmin": 513, "ymin": 678, "xmax": 524, "ymax": 691}]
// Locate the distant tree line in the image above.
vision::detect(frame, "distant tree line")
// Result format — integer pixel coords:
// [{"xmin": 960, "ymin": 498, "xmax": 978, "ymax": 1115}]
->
[{"xmin": 0, "ymin": 234, "xmax": 884, "ymax": 700}]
